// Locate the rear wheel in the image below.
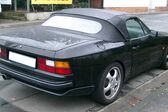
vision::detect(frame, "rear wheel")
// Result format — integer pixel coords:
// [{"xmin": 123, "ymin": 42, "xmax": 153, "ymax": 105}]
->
[{"xmin": 93, "ymin": 62, "xmax": 124, "ymax": 105}]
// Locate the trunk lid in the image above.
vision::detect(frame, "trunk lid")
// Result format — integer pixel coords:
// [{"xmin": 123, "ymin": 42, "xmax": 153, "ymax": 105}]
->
[
  {"xmin": 0, "ymin": 25, "xmax": 94, "ymax": 51},
  {"xmin": 0, "ymin": 25, "xmax": 95, "ymax": 58}
]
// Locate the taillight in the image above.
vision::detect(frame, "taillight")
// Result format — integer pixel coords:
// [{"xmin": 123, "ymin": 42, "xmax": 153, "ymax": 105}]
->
[
  {"xmin": 37, "ymin": 57, "xmax": 72, "ymax": 75},
  {"xmin": 0, "ymin": 48, "xmax": 7, "ymax": 59},
  {"xmin": 55, "ymin": 61, "xmax": 72, "ymax": 75}
]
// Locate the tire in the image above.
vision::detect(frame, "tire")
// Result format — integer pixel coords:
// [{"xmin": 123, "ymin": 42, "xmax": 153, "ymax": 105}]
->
[
  {"xmin": 160, "ymin": 49, "xmax": 168, "ymax": 70},
  {"xmin": 93, "ymin": 62, "xmax": 124, "ymax": 105}
]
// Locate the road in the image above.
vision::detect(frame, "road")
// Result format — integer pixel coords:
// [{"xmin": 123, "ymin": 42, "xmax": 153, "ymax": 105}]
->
[
  {"xmin": 0, "ymin": 13, "xmax": 168, "ymax": 112},
  {"xmin": 0, "ymin": 69, "xmax": 165, "ymax": 112},
  {"xmin": 138, "ymin": 13, "xmax": 168, "ymax": 33}
]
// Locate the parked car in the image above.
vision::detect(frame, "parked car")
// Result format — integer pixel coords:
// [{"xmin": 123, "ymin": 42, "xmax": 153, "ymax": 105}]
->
[{"xmin": 0, "ymin": 8, "xmax": 168, "ymax": 104}]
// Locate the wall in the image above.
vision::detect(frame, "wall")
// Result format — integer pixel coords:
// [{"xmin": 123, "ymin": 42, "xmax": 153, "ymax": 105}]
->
[
  {"xmin": 90, "ymin": 0, "xmax": 102, "ymax": 8},
  {"xmin": 26, "ymin": 12, "xmax": 52, "ymax": 21},
  {"xmin": 103, "ymin": 0, "xmax": 168, "ymax": 12},
  {"xmin": 104, "ymin": 0, "xmax": 167, "ymax": 7}
]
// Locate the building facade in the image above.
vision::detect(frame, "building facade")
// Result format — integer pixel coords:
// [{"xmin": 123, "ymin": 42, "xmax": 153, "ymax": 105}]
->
[
  {"xmin": 0, "ymin": 0, "xmax": 12, "ymax": 12},
  {"xmin": 91, "ymin": 0, "xmax": 168, "ymax": 12}
]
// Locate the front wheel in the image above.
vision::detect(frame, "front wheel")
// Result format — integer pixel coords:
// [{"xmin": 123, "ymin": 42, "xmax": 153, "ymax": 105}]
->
[{"xmin": 93, "ymin": 62, "xmax": 124, "ymax": 105}]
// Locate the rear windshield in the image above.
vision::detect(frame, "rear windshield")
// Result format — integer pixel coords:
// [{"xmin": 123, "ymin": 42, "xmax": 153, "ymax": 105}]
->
[{"xmin": 42, "ymin": 16, "xmax": 102, "ymax": 34}]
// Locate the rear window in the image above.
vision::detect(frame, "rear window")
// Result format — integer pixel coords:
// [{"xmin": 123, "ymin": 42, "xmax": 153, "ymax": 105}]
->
[{"xmin": 42, "ymin": 16, "xmax": 102, "ymax": 34}]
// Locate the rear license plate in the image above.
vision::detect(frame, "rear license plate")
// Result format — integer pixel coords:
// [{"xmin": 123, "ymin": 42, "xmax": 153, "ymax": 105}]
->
[{"xmin": 9, "ymin": 51, "xmax": 36, "ymax": 68}]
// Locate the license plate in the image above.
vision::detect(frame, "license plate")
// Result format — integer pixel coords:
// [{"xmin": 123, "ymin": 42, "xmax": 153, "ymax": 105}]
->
[{"xmin": 9, "ymin": 51, "xmax": 36, "ymax": 68}]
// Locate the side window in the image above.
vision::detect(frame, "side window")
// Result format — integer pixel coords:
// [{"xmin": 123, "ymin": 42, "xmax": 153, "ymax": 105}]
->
[
  {"xmin": 126, "ymin": 19, "xmax": 144, "ymax": 39},
  {"xmin": 139, "ymin": 21, "xmax": 150, "ymax": 35}
]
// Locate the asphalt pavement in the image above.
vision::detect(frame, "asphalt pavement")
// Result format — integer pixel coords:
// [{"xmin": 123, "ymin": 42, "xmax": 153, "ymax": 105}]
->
[
  {"xmin": 0, "ymin": 13, "xmax": 168, "ymax": 112},
  {"xmin": 0, "ymin": 69, "xmax": 165, "ymax": 112},
  {"xmin": 138, "ymin": 13, "xmax": 168, "ymax": 33}
]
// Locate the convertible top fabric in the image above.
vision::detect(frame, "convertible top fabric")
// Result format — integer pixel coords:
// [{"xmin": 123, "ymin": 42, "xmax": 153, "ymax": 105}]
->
[
  {"xmin": 54, "ymin": 8, "xmax": 133, "ymax": 40},
  {"xmin": 58, "ymin": 8, "xmax": 127, "ymax": 20}
]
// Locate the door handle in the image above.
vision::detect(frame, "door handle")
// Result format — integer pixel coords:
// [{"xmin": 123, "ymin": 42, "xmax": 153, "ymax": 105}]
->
[{"xmin": 132, "ymin": 45, "xmax": 140, "ymax": 50}]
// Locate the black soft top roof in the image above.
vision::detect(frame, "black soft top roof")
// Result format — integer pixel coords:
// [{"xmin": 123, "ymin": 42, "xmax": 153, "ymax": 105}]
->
[
  {"xmin": 52, "ymin": 8, "xmax": 136, "ymax": 40},
  {"xmin": 58, "ymin": 8, "xmax": 127, "ymax": 20}
]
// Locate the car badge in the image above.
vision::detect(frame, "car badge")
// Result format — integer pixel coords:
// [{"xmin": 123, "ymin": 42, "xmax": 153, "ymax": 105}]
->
[{"xmin": 19, "ymin": 45, "xmax": 22, "ymax": 48}]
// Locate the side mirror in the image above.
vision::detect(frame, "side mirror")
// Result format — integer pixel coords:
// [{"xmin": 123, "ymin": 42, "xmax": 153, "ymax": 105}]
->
[{"xmin": 150, "ymin": 30, "xmax": 158, "ymax": 37}]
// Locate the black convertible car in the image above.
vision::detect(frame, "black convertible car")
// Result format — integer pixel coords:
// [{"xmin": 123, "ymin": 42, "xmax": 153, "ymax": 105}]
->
[{"xmin": 0, "ymin": 8, "xmax": 168, "ymax": 104}]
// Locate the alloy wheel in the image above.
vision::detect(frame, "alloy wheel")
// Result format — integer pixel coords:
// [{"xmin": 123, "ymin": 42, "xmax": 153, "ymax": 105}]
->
[{"xmin": 103, "ymin": 67, "xmax": 121, "ymax": 100}]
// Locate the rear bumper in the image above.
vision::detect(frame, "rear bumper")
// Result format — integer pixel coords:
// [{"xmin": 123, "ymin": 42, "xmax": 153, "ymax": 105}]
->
[{"xmin": 0, "ymin": 59, "xmax": 94, "ymax": 96}]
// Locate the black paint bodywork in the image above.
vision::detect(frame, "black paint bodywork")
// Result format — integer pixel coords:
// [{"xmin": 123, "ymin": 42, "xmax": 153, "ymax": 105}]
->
[{"xmin": 0, "ymin": 8, "xmax": 168, "ymax": 96}]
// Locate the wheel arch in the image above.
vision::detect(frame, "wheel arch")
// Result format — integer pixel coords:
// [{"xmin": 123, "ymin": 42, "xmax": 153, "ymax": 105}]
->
[
  {"xmin": 113, "ymin": 60, "xmax": 126, "ymax": 82},
  {"xmin": 92, "ymin": 60, "xmax": 126, "ymax": 83},
  {"xmin": 91, "ymin": 60, "xmax": 125, "ymax": 104}
]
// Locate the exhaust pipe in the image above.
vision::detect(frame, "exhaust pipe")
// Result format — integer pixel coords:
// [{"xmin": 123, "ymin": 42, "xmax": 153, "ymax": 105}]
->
[{"xmin": 2, "ymin": 75, "xmax": 12, "ymax": 80}]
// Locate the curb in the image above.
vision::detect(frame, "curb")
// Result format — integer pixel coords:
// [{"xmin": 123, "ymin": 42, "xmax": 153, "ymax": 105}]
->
[
  {"xmin": 0, "ymin": 20, "xmax": 43, "ymax": 29},
  {"xmin": 98, "ymin": 70, "xmax": 168, "ymax": 112}
]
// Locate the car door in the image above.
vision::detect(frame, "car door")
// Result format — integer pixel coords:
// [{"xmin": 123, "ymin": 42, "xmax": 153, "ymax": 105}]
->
[
  {"xmin": 138, "ymin": 19, "xmax": 163, "ymax": 66},
  {"xmin": 126, "ymin": 18, "xmax": 162, "ymax": 76}
]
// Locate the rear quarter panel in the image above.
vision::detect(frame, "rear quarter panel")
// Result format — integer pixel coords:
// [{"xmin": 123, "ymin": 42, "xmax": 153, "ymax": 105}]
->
[{"xmin": 67, "ymin": 41, "xmax": 132, "ymax": 87}]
